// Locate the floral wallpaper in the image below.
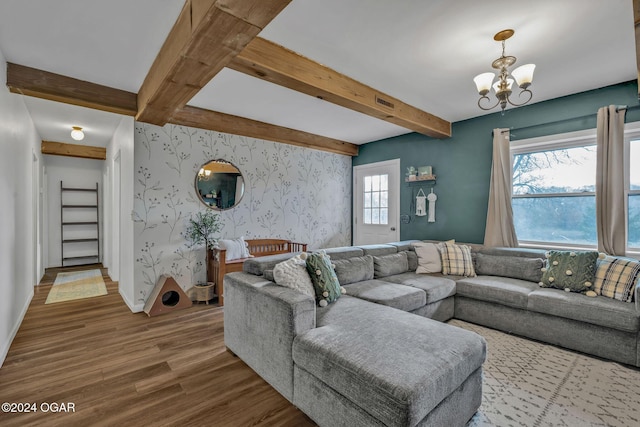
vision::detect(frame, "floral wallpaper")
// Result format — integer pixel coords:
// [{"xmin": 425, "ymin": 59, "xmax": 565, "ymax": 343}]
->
[{"xmin": 133, "ymin": 123, "xmax": 352, "ymax": 304}]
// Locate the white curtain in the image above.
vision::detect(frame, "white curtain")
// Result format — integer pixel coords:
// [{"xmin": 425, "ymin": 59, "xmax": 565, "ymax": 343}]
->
[
  {"xmin": 484, "ymin": 128, "xmax": 518, "ymax": 247},
  {"xmin": 596, "ymin": 105, "xmax": 626, "ymax": 255}
]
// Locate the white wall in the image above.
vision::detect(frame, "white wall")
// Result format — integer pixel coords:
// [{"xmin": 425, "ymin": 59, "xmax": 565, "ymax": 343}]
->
[
  {"xmin": 44, "ymin": 155, "xmax": 103, "ymax": 267},
  {"xmin": 104, "ymin": 117, "xmax": 136, "ymax": 311},
  {"xmin": 0, "ymin": 49, "xmax": 43, "ymax": 366}
]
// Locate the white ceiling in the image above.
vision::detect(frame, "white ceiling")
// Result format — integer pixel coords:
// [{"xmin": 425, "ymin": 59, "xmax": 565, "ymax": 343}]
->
[{"xmin": 0, "ymin": 0, "xmax": 636, "ymax": 147}]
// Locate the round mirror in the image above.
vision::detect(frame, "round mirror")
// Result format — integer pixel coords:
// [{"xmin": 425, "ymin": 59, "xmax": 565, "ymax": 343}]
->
[{"xmin": 195, "ymin": 159, "xmax": 245, "ymax": 210}]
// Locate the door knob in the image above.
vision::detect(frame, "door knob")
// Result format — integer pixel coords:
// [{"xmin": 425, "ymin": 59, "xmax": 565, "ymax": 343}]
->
[{"xmin": 390, "ymin": 227, "xmax": 396, "ymax": 231}]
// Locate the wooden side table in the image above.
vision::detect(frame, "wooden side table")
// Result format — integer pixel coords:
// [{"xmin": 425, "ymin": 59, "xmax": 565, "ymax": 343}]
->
[{"xmin": 193, "ymin": 282, "xmax": 216, "ymax": 305}]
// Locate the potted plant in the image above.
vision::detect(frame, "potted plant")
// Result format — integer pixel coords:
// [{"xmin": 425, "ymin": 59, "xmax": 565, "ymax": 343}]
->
[{"xmin": 184, "ymin": 210, "xmax": 222, "ymax": 300}]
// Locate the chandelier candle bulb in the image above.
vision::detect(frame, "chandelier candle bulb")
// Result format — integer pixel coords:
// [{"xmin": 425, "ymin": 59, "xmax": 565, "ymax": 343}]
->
[{"xmin": 512, "ymin": 64, "xmax": 536, "ymax": 88}]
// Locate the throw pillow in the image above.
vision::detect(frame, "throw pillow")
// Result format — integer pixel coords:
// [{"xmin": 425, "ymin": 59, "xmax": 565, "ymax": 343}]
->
[
  {"xmin": 332, "ymin": 255, "xmax": 374, "ymax": 285},
  {"xmin": 404, "ymin": 250, "xmax": 419, "ymax": 271},
  {"xmin": 593, "ymin": 256, "xmax": 640, "ymax": 302},
  {"xmin": 305, "ymin": 251, "xmax": 344, "ymax": 307},
  {"xmin": 413, "ymin": 242, "xmax": 443, "ymax": 273},
  {"xmin": 218, "ymin": 236, "xmax": 251, "ymax": 261},
  {"xmin": 540, "ymin": 250, "xmax": 598, "ymax": 293},
  {"xmin": 272, "ymin": 254, "xmax": 315, "ymax": 298},
  {"xmin": 373, "ymin": 252, "xmax": 409, "ymax": 278},
  {"xmin": 475, "ymin": 253, "xmax": 544, "ymax": 283},
  {"xmin": 439, "ymin": 242, "xmax": 476, "ymax": 277}
]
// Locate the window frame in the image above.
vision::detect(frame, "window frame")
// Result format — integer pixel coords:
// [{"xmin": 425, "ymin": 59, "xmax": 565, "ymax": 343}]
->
[
  {"xmin": 624, "ymin": 123, "xmax": 640, "ymax": 255},
  {"xmin": 511, "ymin": 129, "xmax": 598, "ymax": 251},
  {"xmin": 511, "ymin": 122, "xmax": 640, "ymax": 254}
]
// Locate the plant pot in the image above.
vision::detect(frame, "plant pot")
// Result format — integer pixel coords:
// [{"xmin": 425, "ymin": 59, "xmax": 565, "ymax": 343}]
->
[{"xmin": 193, "ymin": 282, "xmax": 216, "ymax": 304}]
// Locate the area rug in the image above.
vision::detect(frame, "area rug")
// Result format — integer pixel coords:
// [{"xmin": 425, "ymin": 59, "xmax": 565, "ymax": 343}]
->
[
  {"xmin": 45, "ymin": 269, "xmax": 107, "ymax": 304},
  {"xmin": 453, "ymin": 319, "xmax": 640, "ymax": 427}
]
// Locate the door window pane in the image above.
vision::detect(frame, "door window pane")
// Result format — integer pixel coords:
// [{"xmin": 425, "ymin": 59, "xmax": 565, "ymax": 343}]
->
[{"xmin": 362, "ymin": 173, "xmax": 389, "ymax": 225}]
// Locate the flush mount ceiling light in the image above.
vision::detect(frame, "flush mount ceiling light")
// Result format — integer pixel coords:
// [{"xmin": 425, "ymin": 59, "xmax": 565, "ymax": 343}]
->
[
  {"xmin": 473, "ymin": 29, "xmax": 535, "ymax": 113},
  {"xmin": 70, "ymin": 126, "xmax": 84, "ymax": 141}
]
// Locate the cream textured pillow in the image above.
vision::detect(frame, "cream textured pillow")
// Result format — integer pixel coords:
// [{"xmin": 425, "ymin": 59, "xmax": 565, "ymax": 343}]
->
[
  {"xmin": 413, "ymin": 242, "xmax": 443, "ymax": 273},
  {"xmin": 273, "ymin": 254, "xmax": 315, "ymax": 298},
  {"xmin": 218, "ymin": 236, "xmax": 251, "ymax": 261}
]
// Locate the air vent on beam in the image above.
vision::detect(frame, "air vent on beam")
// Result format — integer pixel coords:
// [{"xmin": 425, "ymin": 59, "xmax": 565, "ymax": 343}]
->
[{"xmin": 375, "ymin": 95, "xmax": 395, "ymax": 110}]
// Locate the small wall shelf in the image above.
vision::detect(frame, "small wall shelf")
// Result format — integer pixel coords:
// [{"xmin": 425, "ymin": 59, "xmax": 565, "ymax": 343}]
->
[{"xmin": 405, "ymin": 174, "xmax": 436, "ymax": 183}]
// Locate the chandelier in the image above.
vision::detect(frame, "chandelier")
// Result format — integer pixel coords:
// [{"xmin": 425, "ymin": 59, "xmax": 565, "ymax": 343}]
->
[{"xmin": 473, "ymin": 29, "xmax": 535, "ymax": 112}]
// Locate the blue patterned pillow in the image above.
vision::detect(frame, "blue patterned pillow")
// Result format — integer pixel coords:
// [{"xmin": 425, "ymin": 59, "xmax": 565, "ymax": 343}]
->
[{"xmin": 305, "ymin": 251, "xmax": 343, "ymax": 306}]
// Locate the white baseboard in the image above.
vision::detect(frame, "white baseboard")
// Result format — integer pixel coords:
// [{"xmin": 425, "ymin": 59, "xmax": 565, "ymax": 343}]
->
[
  {"xmin": 119, "ymin": 287, "xmax": 144, "ymax": 313},
  {"xmin": 0, "ymin": 287, "xmax": 34, "ymax": 368}
]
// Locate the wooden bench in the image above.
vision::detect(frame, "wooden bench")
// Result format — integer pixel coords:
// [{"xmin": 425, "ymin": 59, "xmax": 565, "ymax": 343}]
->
[{"xmin": 208, "ymin": 239, "xmax": 307, "ymax": 306}]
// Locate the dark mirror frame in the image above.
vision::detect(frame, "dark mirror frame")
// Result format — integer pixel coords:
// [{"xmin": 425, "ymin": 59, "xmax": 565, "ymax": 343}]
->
[{"xmin": 195, "ymin": 159, "xmax": 245, "ymax": 211}]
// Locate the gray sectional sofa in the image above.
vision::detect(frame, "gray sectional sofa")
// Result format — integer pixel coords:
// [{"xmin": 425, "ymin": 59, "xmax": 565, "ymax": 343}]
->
[{"xmin": 223, "ymin": 240, "xmax": 640, "ymax": 427}]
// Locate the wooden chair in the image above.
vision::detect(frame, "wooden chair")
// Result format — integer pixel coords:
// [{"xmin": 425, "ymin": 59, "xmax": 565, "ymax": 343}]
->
[{"xmin": 208, "ymin": 239, "xmax": 307, "ymax": 306}]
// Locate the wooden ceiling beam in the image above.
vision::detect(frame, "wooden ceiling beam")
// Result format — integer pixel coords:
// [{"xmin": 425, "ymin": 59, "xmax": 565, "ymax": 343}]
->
[
  {"xmin": 6, "ymin": 63, "xmax": 137, "ymax": 116},
  {"xmin": 136, "ymin": 0, "xmax": 291, "ymax": 125},
  {"xmin": 6, "ymin": 63, "xmax": 358, "ymax": 156},
  {"xmin": 171, "ymin": 105, "xmax": 359, "ymax": 156},
  {"xmin": 229, "ymin": 37, "xmax": 451, "ymax": 139},
  {"xmin": 41, "ymin": 141, "xmax": 106, "ymax": 160}
]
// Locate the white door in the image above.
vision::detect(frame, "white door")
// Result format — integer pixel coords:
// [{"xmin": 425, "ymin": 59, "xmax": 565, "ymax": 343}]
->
[{"xmin": 353, "ymin": 159, "xmax": 400, "ymax": 245}]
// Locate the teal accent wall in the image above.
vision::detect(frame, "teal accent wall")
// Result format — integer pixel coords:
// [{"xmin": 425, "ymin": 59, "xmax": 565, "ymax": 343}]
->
[{"xmin": 353, "ymin": 80, "xmax": 640, "ymax": 244}]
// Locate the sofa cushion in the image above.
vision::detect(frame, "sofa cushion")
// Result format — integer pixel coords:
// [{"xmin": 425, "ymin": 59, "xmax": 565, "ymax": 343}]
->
[
  {"xmin": 332, "ymin": 255, "xmax": 374, "ymax": 285},
  {"xmin": 384, "ymin": 272, "xmax": 456, "ymax": 304},
  {"xmin": 387, "ymin": 240, "xmax": 421, "ymax": 252},
  {"xmin": 413, "ymin": 241, "xmax": 443, "ymax": 273},
  {"xmin": 593, "ymin": 256, "xmax": 640, "ymax": 302},
  {"xmin": 272, "ymin": 254, "xmax": 315, "ymax": 298},
  {"xmin": 306, "ymin": 251, "xmax": 342, "ymax": 306},
  {"xmin": 295, "ymin": 296, "xmax": 486, "ymax": 427},
  {"xmin": 404, "ymin": 250, "xmax": 418, "ymax": 271},
  {"xmin": 358, "ymin": 244, "xmax": 398, "ymax": 256},
  {"xmin": 474, "ymin": 253, "xmax": 544, "ymax": 283},
  {"xmin": 456, "ymin": 276, "xmax": 539, "ymax": 309},
  {"xmin": 322, "ymin": 246, "xmax": 365, "ymax": 260},
  {"xmin": 540, "ymin": 250, "xmax": 598, "ymax": 292},
  {"xmin": 478, "ymin": 246, "xmax": 547, "ymax": 259},
  {"xmin": 373, "ymin": 252, "xmax": 409, "ymax": 278},
  {"xmin": 527, "ymin": 289, "xmax": 640, "ymax": 333},
  {"xmin": 439, "ymin": 242, "xmax": 476, "ymax": 277},
  {"xmin": 342, "ymin": 279, "xmax": 426, "ymax": 312},
  {"xmin": 243, "ymin": 252, "xmax": 299, "ymax": 276}
]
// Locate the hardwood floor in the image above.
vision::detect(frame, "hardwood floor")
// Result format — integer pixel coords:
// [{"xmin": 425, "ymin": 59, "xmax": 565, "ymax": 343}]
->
[{"xmin": 0, "ymin": 266, "xmax": 315, "ymax": 427}]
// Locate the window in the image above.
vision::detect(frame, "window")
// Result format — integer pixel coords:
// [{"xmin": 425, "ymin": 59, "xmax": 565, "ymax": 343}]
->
[
  {"xmin": 511, "ymin": 123, "xmax": 640, "ymax": 252},
  {"xmin": 512, "ymin": 140, "xmax": 597, "ymax": 246},
  {"xmin": 363, "ymin": 174, "xmax": 388, "ymax": 224},
  {"xmin": 628, "ymin": 138, "xmax": 640, "ymax": 249}
]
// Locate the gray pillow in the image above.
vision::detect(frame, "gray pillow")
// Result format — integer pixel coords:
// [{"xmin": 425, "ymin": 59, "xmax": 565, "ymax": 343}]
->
[
  {"xmin": 474, "ymin": 253, "xmax": 544, "ymax": 283},
  {"xmin": 333, "ymin": 255, "xmax": 374, "ymax": 285},
  {"xmin": 373, "ymin": 252, "xmax": 409, "ymax": 278},
  {"xmin": 404, "ymin": 250, "xmax": 418, "ymax": 271}
]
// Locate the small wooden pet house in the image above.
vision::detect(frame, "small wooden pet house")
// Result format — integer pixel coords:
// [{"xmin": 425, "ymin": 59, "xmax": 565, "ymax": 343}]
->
[{"xmin": 143, "ymin": 275, "xmax": 192, "ymax": 317}]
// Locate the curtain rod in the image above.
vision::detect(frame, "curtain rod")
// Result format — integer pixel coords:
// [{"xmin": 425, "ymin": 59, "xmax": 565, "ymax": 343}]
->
[{"xmin": 506, "ymin": 104, "xmax": 640, "ymax": 135}]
